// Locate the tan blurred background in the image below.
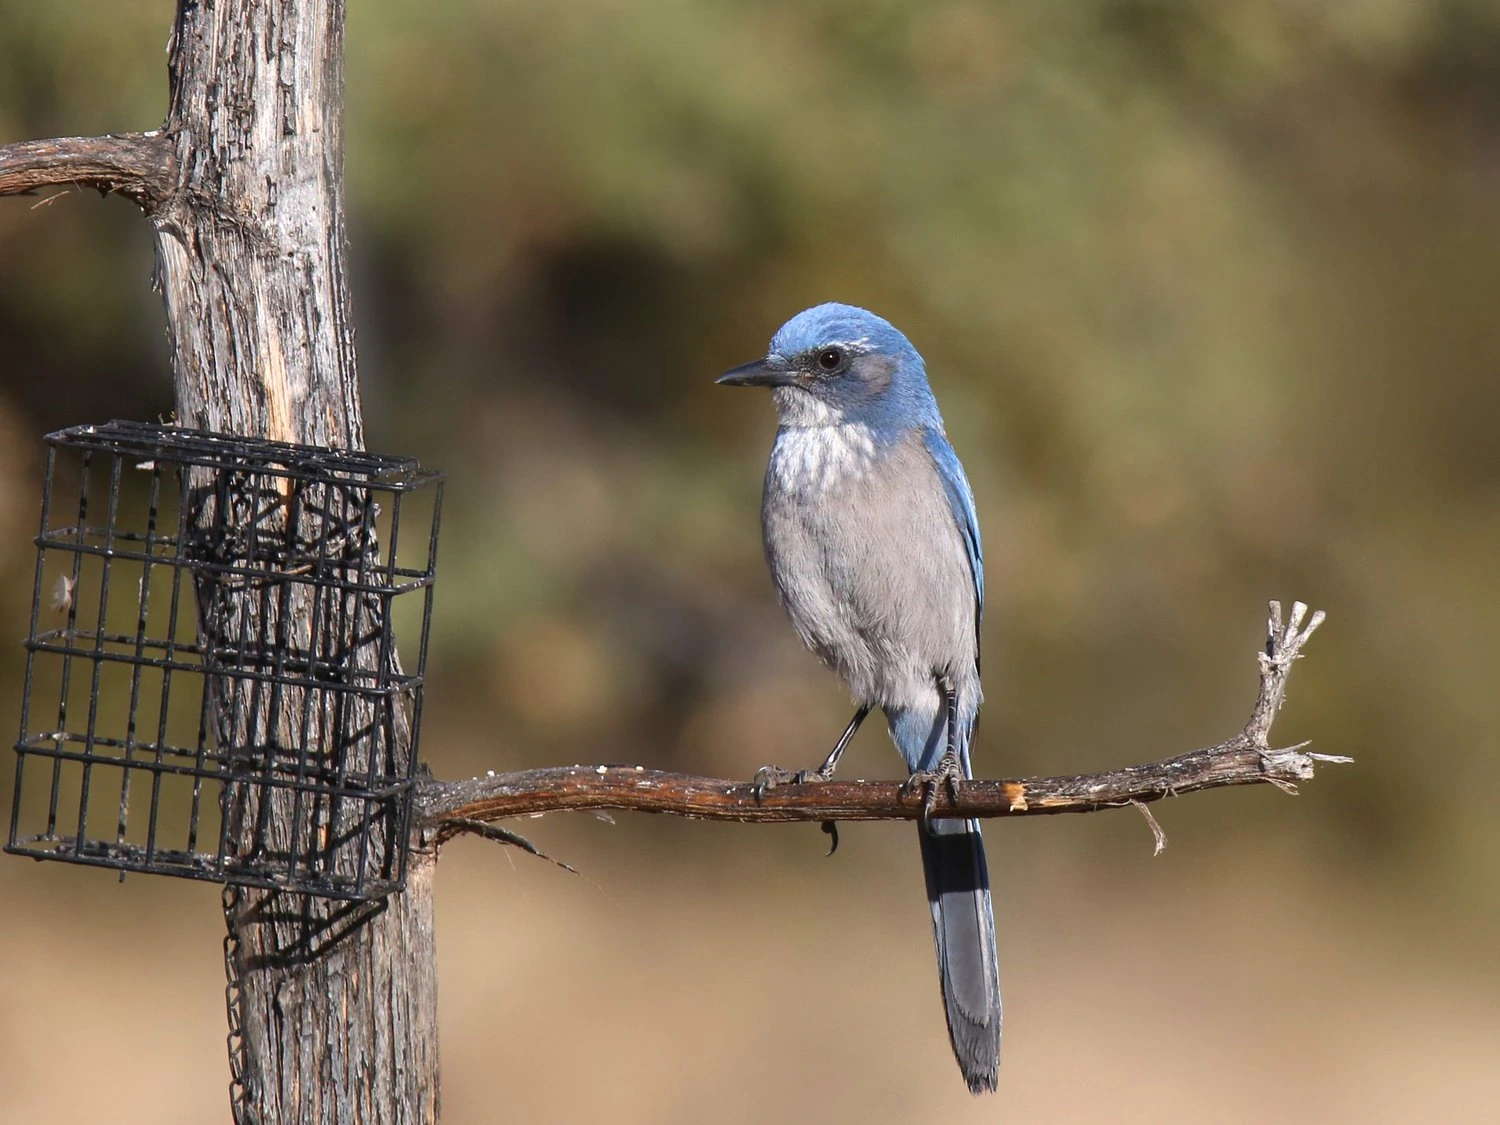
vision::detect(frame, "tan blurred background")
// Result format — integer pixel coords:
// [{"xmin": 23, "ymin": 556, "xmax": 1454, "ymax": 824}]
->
[{"xmin": 2, "ymin": 1, "xmax": 1499, "ymax": 1122}]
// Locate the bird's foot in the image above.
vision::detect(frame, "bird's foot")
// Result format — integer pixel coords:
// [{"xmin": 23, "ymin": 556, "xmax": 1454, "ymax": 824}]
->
[
  {"xmin": 901, "ymin": 751, "xmax": 965, "ymax": 802},
  {"xmin": 901, "ymin": 751, "xmax": 965, "ymax": 832},
  {"xmin": 751, "ymin": 764, "xmax": 831, "ymax": 802}
]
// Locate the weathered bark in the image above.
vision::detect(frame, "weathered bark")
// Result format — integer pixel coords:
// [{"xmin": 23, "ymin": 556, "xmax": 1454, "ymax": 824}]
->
[
  {"xmin": 0, "ymin": 133, "xmax": 175, "ymax": 205},
  {"xmin": 146, "ymin": 3, "xmax": 439, "ymax": 1123},
  {"xmin": 154, "ymin": 1, "xmax": 363, "ymax": 449}
]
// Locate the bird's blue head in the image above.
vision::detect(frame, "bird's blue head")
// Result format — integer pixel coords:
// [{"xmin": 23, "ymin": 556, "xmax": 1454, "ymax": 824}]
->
[{"xmin": 718, "ymin": 303, "xmax": 939, "ymax": 429}]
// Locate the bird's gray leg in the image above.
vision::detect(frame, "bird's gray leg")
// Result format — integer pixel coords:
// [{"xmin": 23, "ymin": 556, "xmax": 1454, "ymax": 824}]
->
[
  {"xmin": 938, "ymin": 685, "xmax": 964, "ymax": 797},
  {"xmin": 900, "ymin": 683, "xmax": 966, "ymax": 831},
  {"xmin": 753, "ymin": 705, "xmax": 870, "ymax": 797},
  {"xmin": 813, "ymin": 704, "xmax": 870, "ymax": 778}
]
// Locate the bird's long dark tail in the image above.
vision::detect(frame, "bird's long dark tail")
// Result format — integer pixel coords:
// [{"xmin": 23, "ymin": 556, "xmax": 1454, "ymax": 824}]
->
[
  {"xmin": 919, "ymin": 816, "xmax": 1001, "ymax": 1094},
  {"xmin": 891, "ymin": 703, "xmax": 1001, "ymax": 1093}
]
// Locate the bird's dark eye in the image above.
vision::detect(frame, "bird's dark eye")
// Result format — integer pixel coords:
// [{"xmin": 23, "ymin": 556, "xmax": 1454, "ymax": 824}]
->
[{"xmin": 816, "ymin": 347, "xmax": 844, "ymax": 372}]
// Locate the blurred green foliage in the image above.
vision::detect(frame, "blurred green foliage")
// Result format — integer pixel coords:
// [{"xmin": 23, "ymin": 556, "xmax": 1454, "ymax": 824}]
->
[{"xmin": 1, "ymin": 3, "xmax": 1498, "ymax": 1117}]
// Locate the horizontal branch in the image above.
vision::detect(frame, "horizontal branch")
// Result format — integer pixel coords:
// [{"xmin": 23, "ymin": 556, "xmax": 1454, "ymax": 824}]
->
[
  {"xmin": 420, "ymin": 601, "xmax": 1349, "ymax": 834},
  {"xmin": 419, "ymin": 742, "xmax": 1344, "ymax": 829},
  {"xmin": 0, "ymin": 132, "xmax": 175, "ymax": 207}
]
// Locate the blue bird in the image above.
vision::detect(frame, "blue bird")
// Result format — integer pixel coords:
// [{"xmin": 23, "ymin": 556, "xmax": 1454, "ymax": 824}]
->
[{"xmin": 718, "ymin": 302, "xmax": 1000, "ymax": 1093}]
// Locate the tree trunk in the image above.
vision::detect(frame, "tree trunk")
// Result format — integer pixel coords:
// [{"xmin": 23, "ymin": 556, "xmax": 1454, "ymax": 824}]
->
[{"xmin": 150, "ymin": 2, "xmax": 439, "ymax": 1121}]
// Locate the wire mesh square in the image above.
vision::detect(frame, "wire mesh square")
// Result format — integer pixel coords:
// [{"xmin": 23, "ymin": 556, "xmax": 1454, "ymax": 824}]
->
[{"xmin": 6, "ymin": 420, "xmax": 443, "ymax": 901}]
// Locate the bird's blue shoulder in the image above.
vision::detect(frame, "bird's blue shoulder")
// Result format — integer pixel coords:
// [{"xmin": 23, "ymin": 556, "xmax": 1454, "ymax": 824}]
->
[{"xmin": 921, "ymin": 427, "xmax": 984, "ymax": 628}]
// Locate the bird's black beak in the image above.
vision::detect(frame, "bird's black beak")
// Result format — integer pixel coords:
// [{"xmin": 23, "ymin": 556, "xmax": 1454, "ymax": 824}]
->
[{"xmin": 716, "ymin": 358, "xmax": 797, "ymax": 388}]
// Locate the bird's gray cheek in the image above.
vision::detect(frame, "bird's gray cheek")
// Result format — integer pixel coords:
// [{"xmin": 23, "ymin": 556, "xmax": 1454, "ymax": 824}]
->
[{"xmin": 854, "ymin": 354, "xmax": 896, "ymax": 394}]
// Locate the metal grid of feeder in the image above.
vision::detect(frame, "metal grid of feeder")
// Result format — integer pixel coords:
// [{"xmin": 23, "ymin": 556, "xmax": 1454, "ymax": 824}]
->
[{"xmin": 6, "ymin": 420, "xmax": 443, "ymax": 901}]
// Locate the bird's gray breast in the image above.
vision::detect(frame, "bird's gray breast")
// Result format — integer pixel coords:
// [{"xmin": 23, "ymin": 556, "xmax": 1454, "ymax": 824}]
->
[{"xmin": 761, "ymin": 424, "xmax": 979, "ymax": 711}]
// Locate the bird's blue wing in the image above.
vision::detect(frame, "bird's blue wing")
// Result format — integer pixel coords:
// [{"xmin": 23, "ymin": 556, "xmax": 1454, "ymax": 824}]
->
[{"xmin": 922, "ymin": 427, "xmax": 984, "ymax": 664}]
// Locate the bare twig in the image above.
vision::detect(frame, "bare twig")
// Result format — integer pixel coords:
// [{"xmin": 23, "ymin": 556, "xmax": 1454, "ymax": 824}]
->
[
  {"xmin": 1129, "ymin": 799, "xmax": 1168, "ymax": 856},
  {"xmin": 1244, "ymin": 600, "xmax": 1326, "ymax": 745},
  {"xmin": 419, "ymin": 601, "xmax": 1349, "ymax": 833},
  {"xmin": 0, "ymin": 132, "xmax": 175, "ymax": 208},
  {"xmin": 437, "ymin": 817, "xmax": 580, "ymax": 875}
]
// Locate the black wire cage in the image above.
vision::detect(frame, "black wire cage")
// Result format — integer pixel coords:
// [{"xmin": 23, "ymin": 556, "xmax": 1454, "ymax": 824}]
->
[{"xmin": 6, "ymin": 421, "xmax": 443, "ymax": 901}]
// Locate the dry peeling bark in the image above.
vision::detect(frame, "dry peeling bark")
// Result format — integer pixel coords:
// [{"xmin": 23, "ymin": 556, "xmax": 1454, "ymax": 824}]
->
[{"xmin": 151, "ymin": 5, "xmax": 439, "ymax": 1123}]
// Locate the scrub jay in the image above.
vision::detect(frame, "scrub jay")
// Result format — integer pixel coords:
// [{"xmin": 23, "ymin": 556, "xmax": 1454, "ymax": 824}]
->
[{"xmin": 718, "ymin": 303, "xmax": 1000, "ymax": 1093}]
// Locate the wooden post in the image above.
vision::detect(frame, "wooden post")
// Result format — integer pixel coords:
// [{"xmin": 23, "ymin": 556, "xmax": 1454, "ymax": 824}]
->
[{"xmin": 152, "ymin": 3, "xmax": 440, "ymax": 1122}]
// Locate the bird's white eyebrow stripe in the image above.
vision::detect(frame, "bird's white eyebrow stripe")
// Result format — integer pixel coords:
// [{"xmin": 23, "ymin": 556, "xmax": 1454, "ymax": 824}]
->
[{"xmin": 811, "ymin": 337, "xmax": 872, "ymax": 353}]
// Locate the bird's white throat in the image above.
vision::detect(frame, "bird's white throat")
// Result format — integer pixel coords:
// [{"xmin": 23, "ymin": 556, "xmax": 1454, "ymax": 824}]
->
[{"xmin": 769, "ymin": 421, "xmax": 881, "ymax": 495}]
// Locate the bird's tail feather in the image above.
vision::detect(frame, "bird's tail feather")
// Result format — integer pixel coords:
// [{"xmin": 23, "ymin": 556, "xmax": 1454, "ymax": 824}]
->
[
  {"xmin": 890, "ymin": 703, "xmax": 1001, "ymax": 1093},
  {"xmin": 919, "ymin": 817, "xmax": 1001, "ymax": 1094}
]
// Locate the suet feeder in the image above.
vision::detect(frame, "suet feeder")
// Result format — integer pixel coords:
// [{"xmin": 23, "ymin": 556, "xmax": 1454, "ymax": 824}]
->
[{"xmin": 6, "ymin": 421, "xmax": 442, "ymax": 901}]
